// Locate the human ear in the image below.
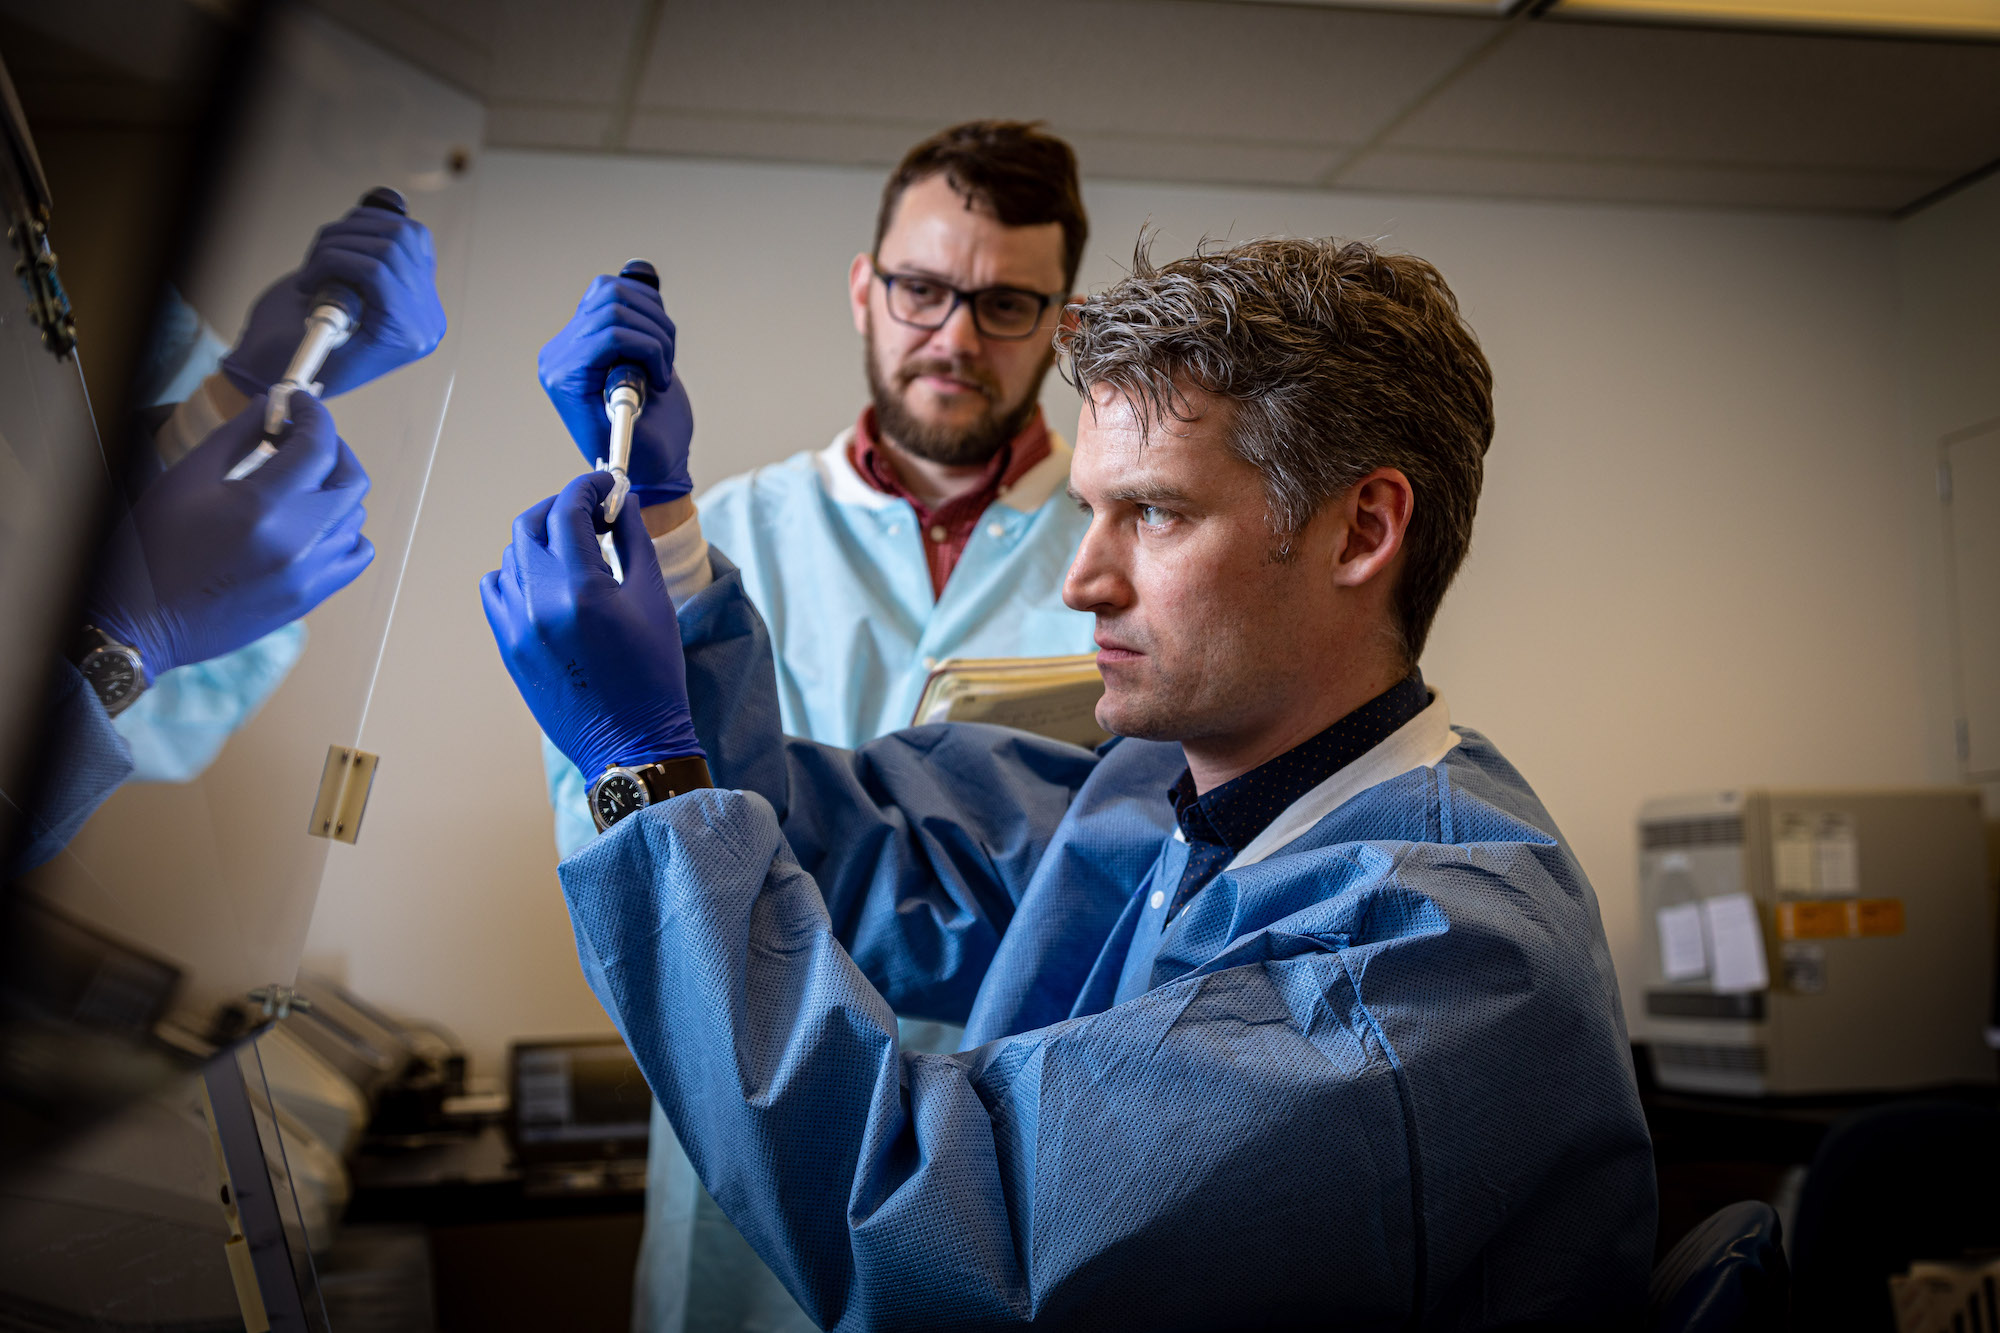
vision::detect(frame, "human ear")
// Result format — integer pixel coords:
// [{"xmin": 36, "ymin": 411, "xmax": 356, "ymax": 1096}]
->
[
  {"xmin": 1332, "ymin": 467, "xmax": 1413, "ymax": 588},
  {"xmin": 848, "ymin": 253, "xmax": 873, "ymax": 336}
]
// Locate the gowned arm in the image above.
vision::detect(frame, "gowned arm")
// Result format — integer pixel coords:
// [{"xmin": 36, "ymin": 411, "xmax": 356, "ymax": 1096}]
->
[
  {"xmin": 13, "ymin": 662, "xmax": 138, "ymax": 871},
  {"xmin": 675, "ymin": 552, "xmax": 1099, "ymax": 1020},
  {"xmin": 560, "ymin": 789, "xmax": 1418, "ymax": 1331}
]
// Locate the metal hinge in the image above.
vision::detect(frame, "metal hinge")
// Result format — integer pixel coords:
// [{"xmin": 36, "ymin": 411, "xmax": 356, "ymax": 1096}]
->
[{"xmin": 308, "ymin": 745, "xmax": 379, "ymax": 844}]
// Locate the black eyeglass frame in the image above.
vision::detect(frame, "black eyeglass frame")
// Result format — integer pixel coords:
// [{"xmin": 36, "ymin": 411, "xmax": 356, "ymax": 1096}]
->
[{"xmin": 869, "ymin": 260, "xmax": 1066, "ymax": 341}]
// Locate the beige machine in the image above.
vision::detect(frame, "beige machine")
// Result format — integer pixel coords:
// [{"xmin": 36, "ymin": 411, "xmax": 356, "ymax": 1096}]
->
[{"xmin": 1637, "ymin": 788, "xmax": 1996, "ymax": 1096}]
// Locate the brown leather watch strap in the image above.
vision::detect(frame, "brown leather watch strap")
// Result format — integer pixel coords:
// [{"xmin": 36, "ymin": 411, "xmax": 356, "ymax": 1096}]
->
[{"xmin": 639, "ymin": 754, "xmax": 713, "ymax": 801}]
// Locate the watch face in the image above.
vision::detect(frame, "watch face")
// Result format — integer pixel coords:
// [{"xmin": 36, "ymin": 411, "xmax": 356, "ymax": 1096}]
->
[
  {"xmin": 81, "ymin": 649, "xmax": 140, "ymax": 712},
  {"xmin": 593, "ymin": 772, "xmax": 648, "ymax": 828}
]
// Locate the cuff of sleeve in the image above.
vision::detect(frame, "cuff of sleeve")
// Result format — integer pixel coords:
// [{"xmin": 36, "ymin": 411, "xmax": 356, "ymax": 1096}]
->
[
  {"xmin": 155, "ymin": 375, "xmax": 234, "ymax": 468},
  {"xmin": 652, "ymin": 509, "xmax": 713, "ymax": 610}
]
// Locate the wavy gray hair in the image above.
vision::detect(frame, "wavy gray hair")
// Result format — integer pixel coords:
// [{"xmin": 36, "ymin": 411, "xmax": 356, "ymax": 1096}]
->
[{"xmin": 1057, "ymin": 235, "xmax": 1493, "ymax": 663}]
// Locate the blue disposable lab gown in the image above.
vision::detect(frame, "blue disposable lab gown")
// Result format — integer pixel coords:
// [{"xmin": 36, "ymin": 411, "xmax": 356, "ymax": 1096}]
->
[
  {"xmin": 558, "ymin": 553, "xmax": 1658, "ymax": 1331},
  {"xmin": 13, "ymin": 662, "xmax": 137, "ymax": 871}
]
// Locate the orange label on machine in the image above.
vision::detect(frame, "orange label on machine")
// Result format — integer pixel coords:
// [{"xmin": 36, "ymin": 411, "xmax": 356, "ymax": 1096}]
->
[
  {"xmin": 1777, "ymin": 900, "xmax": 1849, "ymax": 939},
  {"xmin": 1776, "ymin": 898, "xmax": 1903, "ymax": 939},
  {"xmin": 1854, "ymin": 898, "xmax": 1904, "ymax": 936}
]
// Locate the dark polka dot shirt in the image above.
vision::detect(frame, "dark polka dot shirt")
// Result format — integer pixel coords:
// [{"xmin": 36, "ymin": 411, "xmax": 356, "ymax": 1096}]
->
[{"xmin": 1164, "ymin": 671, "xmax": 1430, "ymax": 922}]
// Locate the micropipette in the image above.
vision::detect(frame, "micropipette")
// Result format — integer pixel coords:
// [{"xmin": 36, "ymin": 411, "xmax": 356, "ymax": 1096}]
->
[
  {"xmin": 597, "ymin": 258, "xmax": 658, "ymax": 526},
  {"xmin": 225, "ymin": 185, "xmax": 409, "ymax": 482}
]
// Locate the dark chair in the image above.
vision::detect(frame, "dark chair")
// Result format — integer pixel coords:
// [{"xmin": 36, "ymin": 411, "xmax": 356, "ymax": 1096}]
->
[
  {"xmin": 1789, "ymin": 1099, "xmax": 2000, "ymax": 1333},
  {"xmin": 1650, "ymin": 1200, "xmax": 1790, "ymax": 1333}
]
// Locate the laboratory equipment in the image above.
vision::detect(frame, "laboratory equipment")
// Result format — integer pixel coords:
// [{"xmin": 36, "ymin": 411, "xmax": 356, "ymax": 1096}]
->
[
  {"xmin": 598, "ymin": 257, "xmax": 658, "ymax": 524},
  {"xmin": 224, "ymin": 183, "xmax": 411, "ymax": 481},
  {"xmin": 1636, "ymin": 787, "xmax": 1995, "ymax": 1096},
  {"xmin": 507, "ymin": 1037, "xmax": 651, "ymax": 1186}
]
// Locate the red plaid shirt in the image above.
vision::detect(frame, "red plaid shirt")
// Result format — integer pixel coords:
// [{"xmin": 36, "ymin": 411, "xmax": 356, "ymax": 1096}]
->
[{"xmin": 847, "ymin": 406, "xmax": 1053, "ymax": 597}]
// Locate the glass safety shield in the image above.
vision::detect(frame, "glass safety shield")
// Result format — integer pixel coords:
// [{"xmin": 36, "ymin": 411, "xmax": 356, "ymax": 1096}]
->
[{"xmin": 2, "ymin": 2, "xmax": 481, "ymax": 1324}]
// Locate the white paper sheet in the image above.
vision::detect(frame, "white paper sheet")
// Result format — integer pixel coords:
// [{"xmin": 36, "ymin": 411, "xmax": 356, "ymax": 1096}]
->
[
  {"xmin": 1657, "ymin": 902, "xmax": 1708, "ymax": 981},
  {"xmin": 1774, "ymin": 811, "xmax": 1816, "ymax": 894},
  {"xmin": 1813, "ymin": 812, "xmax": 1860, "ymax": 895},
  {"xmin": 1702, "ymin": 893, "xmax": 1770, "ymax": 993}
]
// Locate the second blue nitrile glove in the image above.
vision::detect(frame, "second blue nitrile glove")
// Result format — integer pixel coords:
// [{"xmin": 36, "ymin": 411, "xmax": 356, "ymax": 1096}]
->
[
  {"xmin": 220, "ymin": 200, "xmax": 447, "ymax": 399},
  {"xmin": 88, "ymin": 393, "xmax": 375, "ymax": 682},
  {"xmin": 480, "ymin": 470, "xmax": 703, "ymax": 779},
  {"xmin": 537, "ymin": 274, "xmax": 696, "ymax": 506}
]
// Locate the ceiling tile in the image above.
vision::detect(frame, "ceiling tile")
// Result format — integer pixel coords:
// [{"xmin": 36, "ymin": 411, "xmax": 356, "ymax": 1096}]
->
[
  {"xmin": 486, "ymin": 102, "xmax": 615, "ymax": 149},
  {"xmin": 1063, "ymin": 132, "xmax": 1345, "ymax": 187},
  {"xmin": 306, "ymin": 0, "xmax": 492, "ymax": 94},
  {"xmin": 1338, "ymin": 146, "xmax": 1946, "ymax": 211},
  {"xmin": 1384, "ymin": 19, "xmax": 2000, "ymax": 174},
  {"xmin": 488, "ymin": 0, "xmax": 648, "ymax": 105},
  {"xmin": 622, "ymin": 111, "xmax": 933, "ymax": 166},
  {"xmin": 635, "ymin": 0, "xmax": 1502, "ymax": 145},
  {"xmin": 620, "ymin": 115, "xmax": 1343, "ymax": 190}
]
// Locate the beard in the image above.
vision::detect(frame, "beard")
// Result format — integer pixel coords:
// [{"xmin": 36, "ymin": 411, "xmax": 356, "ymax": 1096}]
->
[{"xmin": 865, "ymin": 324, "xmax": 1051, "ymax": 467}]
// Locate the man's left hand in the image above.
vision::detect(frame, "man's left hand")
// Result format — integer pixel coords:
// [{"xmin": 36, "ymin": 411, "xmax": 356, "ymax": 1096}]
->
[{"xmin": 481, "ymin": 471, "xmax": 703, "ymax": 780}]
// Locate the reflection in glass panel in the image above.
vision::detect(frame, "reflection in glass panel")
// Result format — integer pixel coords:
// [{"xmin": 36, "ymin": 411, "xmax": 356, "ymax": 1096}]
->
[{"xmin": 2, "ymin": 1, "xmax": 478, "ymax": 1324}]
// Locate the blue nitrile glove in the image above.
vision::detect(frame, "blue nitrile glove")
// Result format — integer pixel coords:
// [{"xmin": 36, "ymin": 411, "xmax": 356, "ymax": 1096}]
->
[
  {"xmin": 537, "ymin": 274, "xmax": 696, "ymax": 506},
  {"xmin": 480, "ymin": 470, "xmax": 703, "ymax": 778},
  {"xmin": 220, "ymin": 201, "xmax": 447, "ymax": 398},
  {"xmin": 88, "ymin": 393, "xmax": 374, "ymax": 683}
]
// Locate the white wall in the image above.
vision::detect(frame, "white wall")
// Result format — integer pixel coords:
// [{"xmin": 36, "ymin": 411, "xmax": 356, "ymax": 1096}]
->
[
  {"xmin": 1894, "ymin": 169, "xmax": 2000, "ymax": 811},
  {"xmin": 306, "ymin": 147, "xmax": 1938, "ymax": 1076}
]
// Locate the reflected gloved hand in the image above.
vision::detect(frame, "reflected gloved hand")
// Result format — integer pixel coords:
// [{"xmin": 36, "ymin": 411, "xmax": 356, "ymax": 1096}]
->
[
  {"xmin": 220, "ymin": 199, "xmax": 447, "ymax": 398},
  {"xmin": 480, "ymin": 470, "xmax": 702, "ymax": 779},
  {"xmin": 88, "ymin": 393, "xmax": 375, "ymax": 682},
  {"xmin": 537, "ymin": 274, "xmax": 696, "ymax": 505}
]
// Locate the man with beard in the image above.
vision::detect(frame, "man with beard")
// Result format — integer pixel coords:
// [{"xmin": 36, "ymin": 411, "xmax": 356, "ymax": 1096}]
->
[{"xmin": 529, "ymin": 121, "xmax": 1096, "ymax": 1332}]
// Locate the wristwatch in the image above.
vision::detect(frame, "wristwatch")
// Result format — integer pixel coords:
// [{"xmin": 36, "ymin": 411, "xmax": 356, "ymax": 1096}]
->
[
  {"xmin": 588, "ymin": 754, "xmax": 713, "ymax": 832},
  {"xmin": 73, "ymin": 625, "xmax": 148, "ymax": 718}
]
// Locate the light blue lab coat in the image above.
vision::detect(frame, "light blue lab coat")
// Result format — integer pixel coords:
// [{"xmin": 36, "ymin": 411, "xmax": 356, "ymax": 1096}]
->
[
  {"xmin": 114, "ymin": 623, "xmax": 307, "ymax": 782},
  {"xmin": 536, "ymin": 427, "xmax": 1097, "ymax": 1332},
  {"xmin": 560, "ymin": 553, "xmax": 1657, "ymax": 1331}
]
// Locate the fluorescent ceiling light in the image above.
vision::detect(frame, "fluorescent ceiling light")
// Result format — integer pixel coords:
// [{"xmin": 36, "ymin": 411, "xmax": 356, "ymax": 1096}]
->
[
  {"xmin": 1552, "ymin": 0, "xmax": 2000, "ymax": 36},
  {"xmin": 1217, "ymin": 0, "xmax": 2000, "ymax": 34},
  {"xmin": 1212, "ymin": 1, "xmax": 1516, "ymax": 13}
]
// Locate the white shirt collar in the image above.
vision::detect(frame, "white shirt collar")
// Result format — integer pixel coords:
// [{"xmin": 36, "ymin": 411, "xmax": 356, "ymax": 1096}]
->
[
  {"xmin": 811, "ymin": 426, "xmax": 1072, "ymax": 515},
  {"xmin": 1221, "ymin": 692, "xmax": 1460, "ymax": 872}
]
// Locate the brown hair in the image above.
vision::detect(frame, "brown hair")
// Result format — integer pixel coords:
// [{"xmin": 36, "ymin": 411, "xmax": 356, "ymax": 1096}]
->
[
  {"xmin": 875, "ymin": 120, "xmax": 1088, "ymax": 290},
  {"xmin": 1058, "ymin": 235, "xmax": 1494, "ymax": 663}
]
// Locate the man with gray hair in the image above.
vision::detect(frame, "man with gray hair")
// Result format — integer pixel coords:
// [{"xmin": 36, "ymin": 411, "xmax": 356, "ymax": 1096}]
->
[{"xmin": 484, "ymin": 235, "xmax": 1657, "ymax": 1329}]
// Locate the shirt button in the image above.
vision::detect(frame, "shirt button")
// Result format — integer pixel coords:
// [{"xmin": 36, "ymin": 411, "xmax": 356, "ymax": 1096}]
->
[
  {"xmin": 1150, "ymin": 890, "xmax": 1166, "ymax": 910},
  {"xmin": 928, "ymin": 525, "xmax": 948, "ymax": 543},
  {"xmin": 922, "ymin": 656, "xmax": 937, "ymax": 670},
  {"xmin": 986, "ymin": 522, "xmax": 1005, "ymax": 538}
]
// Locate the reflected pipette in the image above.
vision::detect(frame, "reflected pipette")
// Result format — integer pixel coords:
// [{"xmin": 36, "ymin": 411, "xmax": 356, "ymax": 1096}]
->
[{"xmin": 225, "ymin": 185, "xmax": 409, "ymax": 482}]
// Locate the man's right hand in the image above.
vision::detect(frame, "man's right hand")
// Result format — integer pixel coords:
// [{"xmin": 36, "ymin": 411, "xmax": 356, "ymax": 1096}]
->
[
  {"xmin": 537, "ymin": 274, "xmax": 696, "ymax": 506},
  {"xmin": 87, "ymin": 393, "xmax": 374, "ymax": 681},
  {"xmin": 480, "ymin": 471, "xmax": 703, "ymax": 780}
]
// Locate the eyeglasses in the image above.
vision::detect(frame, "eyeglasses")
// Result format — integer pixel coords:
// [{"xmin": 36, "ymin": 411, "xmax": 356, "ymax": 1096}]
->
[{"xmin": 871, "ymin": 262, "xmax": 1063, "ymax": 341}]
